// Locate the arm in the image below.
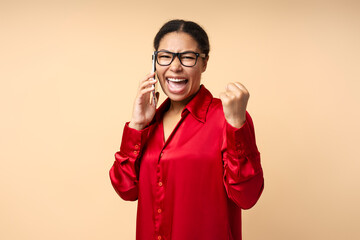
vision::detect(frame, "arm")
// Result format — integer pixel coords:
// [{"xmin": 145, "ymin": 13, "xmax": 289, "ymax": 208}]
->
[
  {"xmin": 109, "ymin": 72, "xmax": 158, "ymax": 201},
  {"xmin": 219, "ymin": 82, "xmax": 264, "ymax": 209},
  {"xmin": 222, "ymin": 112, "xmax": 264, "ymax": 209},
  {"xmin": 109, "ymin": 123, "xmax": 149, "ymax": 201}
]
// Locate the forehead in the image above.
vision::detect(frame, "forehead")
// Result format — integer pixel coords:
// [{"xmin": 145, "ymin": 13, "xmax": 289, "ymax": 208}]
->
[{"xmin": 158, "ymin": 32, "xmax": 199, "ymax": 52}]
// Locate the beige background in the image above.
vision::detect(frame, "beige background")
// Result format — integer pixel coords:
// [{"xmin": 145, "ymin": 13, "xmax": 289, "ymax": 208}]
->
[{"xmin": 1, "ymin": 0, "xmax": 359, "ymax": 239}]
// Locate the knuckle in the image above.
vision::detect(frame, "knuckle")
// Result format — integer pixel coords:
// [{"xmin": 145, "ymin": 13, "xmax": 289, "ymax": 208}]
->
[
  {"xmin": 229, "ymin": 94, "xmax": 236, "ymax": 100},
  {"xmin": 234, "ymin": 91, "xmax": 241, "ymax": 98},
  {"xmin": 227, "ymin": 83, "xmax": 235, "ymax": 88}
]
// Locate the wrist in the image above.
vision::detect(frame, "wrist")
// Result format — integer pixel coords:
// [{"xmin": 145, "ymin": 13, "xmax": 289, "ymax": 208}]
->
[
  {"xmin": 226, "ymin": 118, "xmax": 246, "ymax": 129},
  {"xmin": 128, "ymin": 121, "xmax": 146, "ymax": 130}
]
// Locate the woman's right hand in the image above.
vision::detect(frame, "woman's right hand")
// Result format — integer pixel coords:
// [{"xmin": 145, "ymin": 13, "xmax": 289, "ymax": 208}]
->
[{"xmin": 128, "ymin": 73, "xmax": 159, "ymax": 130}]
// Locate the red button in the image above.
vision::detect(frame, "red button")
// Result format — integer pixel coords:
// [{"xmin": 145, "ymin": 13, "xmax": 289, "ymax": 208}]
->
[
  {"xmin": 158, "ymin": 181, "xmax": 163, "ymax": 187},
  {"xmin": 134, "ymin": 144, "xmax": 139, "ymax": 149},
  {"xmin": 157, "ymin": 208, "xmax": 162, "ymax": 213}
]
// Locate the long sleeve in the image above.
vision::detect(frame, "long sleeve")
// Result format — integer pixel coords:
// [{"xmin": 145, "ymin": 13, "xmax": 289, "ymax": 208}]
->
[
  {"xmin": 222, "ymin": 111, "xmax": 264, "ymax": 209},
  {"xmin": 109, "ymin": 122, "xmax": 149, "ymax": 201}
]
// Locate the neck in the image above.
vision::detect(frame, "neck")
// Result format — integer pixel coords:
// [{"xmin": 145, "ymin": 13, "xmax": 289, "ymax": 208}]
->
[{"xmin": 168, "ymin": 100, "xmax": 186, "ymax": 115}]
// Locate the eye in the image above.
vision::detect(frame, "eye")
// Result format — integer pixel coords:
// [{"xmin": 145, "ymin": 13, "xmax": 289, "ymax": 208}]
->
[
  {"xmin": 158, "ymin": 53, "xmax": 172, "ymax": 59},
  {"xmin": 181, "ymin": 53, "xmax": 196, "ymax": 60},
  {"xmin": 159, "ymin": 55, "xmax": 172, "ymax": 59}
]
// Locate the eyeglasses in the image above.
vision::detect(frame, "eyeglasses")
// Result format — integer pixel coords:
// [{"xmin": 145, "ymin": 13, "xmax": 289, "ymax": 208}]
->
[{"xmin": 154, "ymin": 50, "xmax": 206, "ymax": 67}]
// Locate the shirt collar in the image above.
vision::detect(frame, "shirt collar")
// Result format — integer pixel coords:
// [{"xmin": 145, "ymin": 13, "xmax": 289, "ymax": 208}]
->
[{"xmin": 155, "ymin": 85, "xmax": 213, "ymax": 123}]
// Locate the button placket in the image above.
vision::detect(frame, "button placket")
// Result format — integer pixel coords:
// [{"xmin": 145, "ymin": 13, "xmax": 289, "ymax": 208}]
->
[{"xmin": 154, "ymin": 150, "xmax": 166, "ymax": 238}]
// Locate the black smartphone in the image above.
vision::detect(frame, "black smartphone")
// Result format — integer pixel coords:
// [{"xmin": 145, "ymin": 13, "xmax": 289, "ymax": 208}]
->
[{"xmin": 151, "ymin": 52, "xmax": 157, "ymax": 105}]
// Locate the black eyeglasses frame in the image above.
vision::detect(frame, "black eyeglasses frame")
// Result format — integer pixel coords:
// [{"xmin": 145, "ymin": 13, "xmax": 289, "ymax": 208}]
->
[{"xmin": 154, "ymin": 50, "xmax": 206, "ymax": 67}]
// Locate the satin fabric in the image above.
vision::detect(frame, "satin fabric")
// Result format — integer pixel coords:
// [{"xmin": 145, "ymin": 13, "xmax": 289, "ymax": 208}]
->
[{"xmin": 110, "ymin": 85, "xmax": 264, "ymax": 240}]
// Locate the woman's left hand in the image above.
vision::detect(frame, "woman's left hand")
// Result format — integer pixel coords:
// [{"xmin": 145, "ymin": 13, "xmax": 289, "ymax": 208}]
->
[{"xmin": 219, "ymin": 82, "xmax": 250, "ymax": 128}]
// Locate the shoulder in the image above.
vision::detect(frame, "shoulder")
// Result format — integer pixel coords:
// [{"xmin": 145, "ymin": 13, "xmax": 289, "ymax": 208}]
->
[
  {"xmin": 206, "ymin": 97, "xmax": 226, "ymax": 124},
  {"xmin": 208, "ymin": 96, "xmax": 223, "ymax": 112},
  {"xmin": 199, "ymin": 85, "xmax": 223, "ymax": 110},
  {"xmin": 210, "ymin": 97, "xmax": 222, "ymax": 107},
  {"xmin": 198, "ymin": 86, "xmax": 224, "ymax": 118}
]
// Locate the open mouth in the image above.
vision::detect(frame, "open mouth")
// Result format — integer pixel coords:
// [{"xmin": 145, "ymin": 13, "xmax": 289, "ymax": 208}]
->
[{"xmin": 166, "ymin": 78, "xmax": 188, "ymax": 93}]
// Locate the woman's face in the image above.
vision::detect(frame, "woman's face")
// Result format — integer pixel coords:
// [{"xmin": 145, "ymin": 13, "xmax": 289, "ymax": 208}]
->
[{"xmin": 156, "ymin": 32, "xmax": 208, "ymax": 105}]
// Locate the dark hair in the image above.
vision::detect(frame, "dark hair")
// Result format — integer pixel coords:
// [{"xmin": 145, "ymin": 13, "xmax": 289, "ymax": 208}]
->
[{"xmin": 153, "ymin": 19, "xmax": 210, "ymax": 57}]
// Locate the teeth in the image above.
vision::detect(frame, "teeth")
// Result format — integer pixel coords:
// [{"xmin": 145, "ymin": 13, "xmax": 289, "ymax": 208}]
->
[{"xmin": 167, "ymin": 78, "xmax": 186, "ymax": 82}]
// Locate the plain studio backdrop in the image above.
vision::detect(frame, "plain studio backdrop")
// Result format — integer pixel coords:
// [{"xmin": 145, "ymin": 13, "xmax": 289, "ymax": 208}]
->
[{"xmin": 1, "ymin": 0, "xmax": 359, "ymax": 239}]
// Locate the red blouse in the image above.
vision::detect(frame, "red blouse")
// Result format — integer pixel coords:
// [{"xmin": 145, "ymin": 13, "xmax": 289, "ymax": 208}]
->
[{"xmin": 110, "ymin": 85, "xmax": 264, "ymax": 240}]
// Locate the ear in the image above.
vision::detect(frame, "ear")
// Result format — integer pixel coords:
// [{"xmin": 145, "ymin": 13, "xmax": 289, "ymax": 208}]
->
[{"xmin": 201, "ymin": 55, "xmax": 209, "ymax": 73}]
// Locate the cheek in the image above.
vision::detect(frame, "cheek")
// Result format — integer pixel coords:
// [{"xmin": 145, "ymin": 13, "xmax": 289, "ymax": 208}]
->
[
  {"xmin": 189, "ymin": 69, "xmax": 202, "ymax": 82},
  {"xmin": 156, "ymin": 68, "xmax": 166, "ymax": 81}
]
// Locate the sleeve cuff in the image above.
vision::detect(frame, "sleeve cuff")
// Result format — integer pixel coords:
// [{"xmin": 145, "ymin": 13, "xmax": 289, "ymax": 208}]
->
[
  {"xmin": 226, "ymin": 113, "xmax": 259, "ymax": 157},
  {"xmin": 119, "ymin": 122, "xmax": 149, "ymax": 160}
]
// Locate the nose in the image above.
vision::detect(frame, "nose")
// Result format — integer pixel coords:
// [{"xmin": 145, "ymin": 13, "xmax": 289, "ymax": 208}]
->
[{"xmin": 169, "ymin": 55, "xmax": 183, "ymax": 72}]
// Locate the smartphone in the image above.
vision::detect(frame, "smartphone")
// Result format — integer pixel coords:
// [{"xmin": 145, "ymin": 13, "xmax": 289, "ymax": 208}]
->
[{"xmin": 151, "ymin": 52, "xmax": 157, "ymax": 106}]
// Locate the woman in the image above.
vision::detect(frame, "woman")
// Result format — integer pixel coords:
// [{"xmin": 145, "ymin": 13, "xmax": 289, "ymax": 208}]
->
[{"xmin": 110, "ymin": 19, "xmax": 264, "ymax": 240}]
